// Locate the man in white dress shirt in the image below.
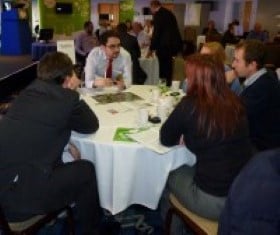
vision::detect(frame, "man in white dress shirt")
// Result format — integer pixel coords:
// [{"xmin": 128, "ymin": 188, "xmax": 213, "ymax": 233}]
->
[{"xmin": 85, "ymin": 30, "xmax": 132, "ymax": 90}]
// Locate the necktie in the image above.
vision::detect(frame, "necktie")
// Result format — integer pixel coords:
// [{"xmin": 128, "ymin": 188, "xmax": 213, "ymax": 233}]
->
[{"xmin": 106, "ymin": 59, "xmax": 113, "ymax": 78}]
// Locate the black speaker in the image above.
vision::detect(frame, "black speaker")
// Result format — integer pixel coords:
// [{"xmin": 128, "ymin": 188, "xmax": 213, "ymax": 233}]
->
[{"xmin": 142, "ymin": 7, "xmax": 151, "ymax": 15}]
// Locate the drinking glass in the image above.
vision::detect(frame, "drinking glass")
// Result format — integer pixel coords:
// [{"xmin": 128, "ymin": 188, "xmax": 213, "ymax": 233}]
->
[{"xmin": 158, "ymin": 79, "xmax": 167, "ymax": 93}]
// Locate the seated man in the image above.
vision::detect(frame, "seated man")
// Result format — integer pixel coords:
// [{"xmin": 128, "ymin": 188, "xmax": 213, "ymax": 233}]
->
[
  {"xmin": 218, "ymin": 148, "xmax": 280, "ymax": 235},
  {"xmin": 202, "ymin": 20, "xmax": 219, "ymax": 36},
  {"xmin": 232, "ymin": 40, "xmax": 280, "ymax": 150},
  {"xmin": 75, "ymin": 21, "xmax": 99, "ymax": 66},
  {"xmin": 0, "ymin": 52, "xmax": 101, "ymax": 235},
  {"xmin": 85, "ymin": 30, "xmax": 132, "ymax": 90},
  {"xmin": 246, "ymin": 22, "xmax": 269, "ymax": 42}
]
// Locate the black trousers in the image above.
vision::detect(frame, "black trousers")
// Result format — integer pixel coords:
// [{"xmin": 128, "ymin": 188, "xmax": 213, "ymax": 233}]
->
[
  {"xmin": 156, "ymin": 49, "xmax": 174, "ymax": 87},
  {"xmin": 2, "ymin": 160, "xmax": 101, "ymax": 235}
]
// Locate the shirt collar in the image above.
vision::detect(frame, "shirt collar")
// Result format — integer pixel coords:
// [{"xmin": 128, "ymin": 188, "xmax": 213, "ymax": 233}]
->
[{"xmin": 244, "ymin": 68, "xmax": 266, "ymax": 87}]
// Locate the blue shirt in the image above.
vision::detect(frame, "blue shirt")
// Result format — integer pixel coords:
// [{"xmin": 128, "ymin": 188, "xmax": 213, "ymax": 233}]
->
[{"xmin": 246, "ymin": 30, "xmax": 269, "ymax": 42}]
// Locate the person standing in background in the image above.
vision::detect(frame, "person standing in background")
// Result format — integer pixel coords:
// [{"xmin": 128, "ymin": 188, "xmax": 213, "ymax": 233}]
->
[
  {"xmin": 147, "ymin": 0, "xmax": 182, "ymax": 86},
  {"xmin": 75, "ymin": 21, "xmax": 99, "ymax": 66}
]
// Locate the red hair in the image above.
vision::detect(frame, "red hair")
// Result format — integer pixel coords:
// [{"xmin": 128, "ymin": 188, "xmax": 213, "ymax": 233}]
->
[{"xmin": 186, "ymin": 53, "xmax": 245, "ymax": 138}]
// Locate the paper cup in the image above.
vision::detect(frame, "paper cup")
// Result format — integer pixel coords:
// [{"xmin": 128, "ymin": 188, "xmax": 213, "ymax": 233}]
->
[
  {"xmin": 157, "ymin": 105, "xmax": 168, "ymax": 122},
  {"xmin": 171, "ymin": 80, "xmax": 180, "ymax": 92},
  {"xmin": 151, "ymin": 88, "xmax": 160, "ymax": 103},
  {"xmin": 138, "ymin": 108, "xmax": 149, "ymax": 126}
]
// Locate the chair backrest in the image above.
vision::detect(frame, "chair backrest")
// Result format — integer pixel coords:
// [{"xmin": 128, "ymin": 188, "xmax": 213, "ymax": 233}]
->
[
  {"xmin": 0, "ymin": 204, "xmax": 75, "ymax": 235},
  {"xmin": 165, "ymin": 193, "xmax": 218, "ymax": 235}
]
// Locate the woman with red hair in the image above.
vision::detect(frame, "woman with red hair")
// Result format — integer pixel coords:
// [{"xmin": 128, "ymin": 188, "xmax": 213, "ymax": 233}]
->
[{"xmin": 160, "ymin": 54, "xmax": 253, "ymax": 222}]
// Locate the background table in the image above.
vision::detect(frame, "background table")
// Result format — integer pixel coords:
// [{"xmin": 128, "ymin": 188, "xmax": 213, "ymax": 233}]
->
[
  {"xmin": 31, "ymin": 41, "xmax": 57, "ymax": 61},
  {"xmin": 69, "ymin": 85, "xmax": 196, "ymax": 215}
]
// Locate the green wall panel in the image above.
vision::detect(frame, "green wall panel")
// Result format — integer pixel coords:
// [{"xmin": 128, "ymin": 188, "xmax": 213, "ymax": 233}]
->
[
  {"xmin": 39, "ymin": 0, "xmax": 90, "ymax": 35},
  {"xmin": 119, "ymin": 0, "xmax": 134, "ymax": 23}
]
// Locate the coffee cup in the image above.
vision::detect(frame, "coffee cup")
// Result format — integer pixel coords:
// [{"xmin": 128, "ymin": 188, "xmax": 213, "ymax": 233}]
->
[
  {"xmin": 138, "ymin": 108, "xmax": 149, "ymax": 126},
  {"xmin": 171, "ymin": 80, "xmax": 180, "ymax": 92}
]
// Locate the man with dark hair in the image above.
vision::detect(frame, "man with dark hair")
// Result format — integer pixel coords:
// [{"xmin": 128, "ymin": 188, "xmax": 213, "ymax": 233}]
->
[
  {"xmin": 147, "ymin": 0, "xmax": 182, "ymax": 86},
  {"xmin": 75, "ymin": 21, "xmax": 99, "ymax": 66},
  {"xmin": 85, "ymin": 30, "xmax": 132, "ymax": 89},
  {"xmin": 116, "ymin": 23, "xmax": 147, "ymax": 84},
  {"xmin": 232, "ymin": 40, "xmax": 280, "ymax": 150},
  {"xmin": 0, "ymin": 52, "xmax": 101, "ymax": 235}
]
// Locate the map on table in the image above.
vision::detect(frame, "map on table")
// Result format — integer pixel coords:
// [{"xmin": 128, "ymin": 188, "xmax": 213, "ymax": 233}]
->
[{"xmin": 92, "ymin": 92, "xmax": 143, "ymax": 104}]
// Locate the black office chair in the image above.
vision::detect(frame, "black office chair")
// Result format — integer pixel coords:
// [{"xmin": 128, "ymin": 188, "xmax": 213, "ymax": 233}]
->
[{"xmin": 0, "ymin": 205, "xmax": 75, "ymax": 235}]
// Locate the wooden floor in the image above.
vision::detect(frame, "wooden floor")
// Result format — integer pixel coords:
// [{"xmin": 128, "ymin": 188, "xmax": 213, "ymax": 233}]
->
[{"xmin": 0, "ymin": 54, "xmax": 33, "ymax": 78}]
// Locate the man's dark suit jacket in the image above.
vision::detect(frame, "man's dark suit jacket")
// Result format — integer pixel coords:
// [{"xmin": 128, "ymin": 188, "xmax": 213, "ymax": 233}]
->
[
  {"xmin": 119, "ymin": 32, "xmax": 147, "ymax": 84},
  {"xmin": 218, "ymin": 148, "xmax": 280, "ymax": 235},
  {"xmin": 150, "ymin": 7, "xmax": 182, "ymax": 55},
  {"xmin": 241, "ymin": 70, "xmax": 280, "ymax": 150},
  {"xmin": 0, "ymin": 79, "xmax": 99, "ymax": 218}
]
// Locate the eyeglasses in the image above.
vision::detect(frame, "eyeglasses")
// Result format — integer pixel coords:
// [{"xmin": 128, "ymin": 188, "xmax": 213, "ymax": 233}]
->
[{"xmin": 106, "ymin": 44, "xmax": 121, "ymax": 50}]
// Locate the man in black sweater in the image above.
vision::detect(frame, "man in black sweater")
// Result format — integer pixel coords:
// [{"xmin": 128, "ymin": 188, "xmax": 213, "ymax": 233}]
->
[
  {"xmin": 232, "ymin": 40, "xmax": 280, "ymax": 150},
  {"xmin": 0, "ymin": 52, "xmax": 101, "ymax": 235}
]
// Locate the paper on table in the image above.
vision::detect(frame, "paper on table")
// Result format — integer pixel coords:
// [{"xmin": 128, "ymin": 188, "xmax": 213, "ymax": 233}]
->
[
  {"xmin": 113, "ymin": 127, "xmax": 137, "ymax": 142},
  {"xmin": 127, "ymin": 127, "xmax": 173, "ymax": 154}
]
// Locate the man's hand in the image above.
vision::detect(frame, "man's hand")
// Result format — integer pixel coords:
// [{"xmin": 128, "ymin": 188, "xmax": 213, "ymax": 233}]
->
[
  {"xmin": 63, "ymin": 72, "xmax": 81, "ymax": 90},
  {"xmin": 94, "ymin": 78, "xmax": 113, "ymax": 88},
  {"xmin": 225, "ymin": 70, "xmax": 237, "ymax": 84},
  {"xmin": 115, "ymin": 74, "xmax": 126, "ymax": 90}
]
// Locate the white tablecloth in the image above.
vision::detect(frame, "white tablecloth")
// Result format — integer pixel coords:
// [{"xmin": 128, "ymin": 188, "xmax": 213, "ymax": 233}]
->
[
  {"xmin": 139, "ymin": 57, "xmax": 160, "ymax": 85},
  {"xmin": 70, "ymin": 85, "xmax": 196, "ymax": 215}
]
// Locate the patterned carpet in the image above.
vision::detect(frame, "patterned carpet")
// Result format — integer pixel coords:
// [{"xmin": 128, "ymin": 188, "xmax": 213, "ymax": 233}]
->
[{"xmin": 36, "ymin": 205, "xmax": 164, "ymax": 235}]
